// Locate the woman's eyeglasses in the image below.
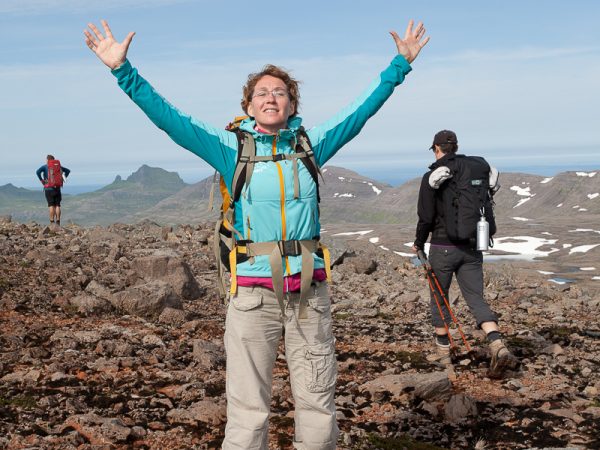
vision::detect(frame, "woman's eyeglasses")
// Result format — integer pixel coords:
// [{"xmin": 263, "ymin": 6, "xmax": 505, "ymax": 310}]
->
[{"xmin": 252, "ymin": 89, "xmax": 289, "ymax": 99}]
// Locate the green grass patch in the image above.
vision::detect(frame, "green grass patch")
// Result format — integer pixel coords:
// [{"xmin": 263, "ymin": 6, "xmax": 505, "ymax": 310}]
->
[
  {"xmin": 334, "ymin": 312, "xmax": 351, "ymax": 320},
  {"xmin": 0, "ymin": 277, "xmax": 10, "ymax": 289},
  {"xmin": 505, "ymin": 336, "xmax": 536, "ymax": 349},
  {"xmin": 0, "ymin": 394, "xmax": 37, "ymax": 409},
  {"xmin": 376, "ymin": 312, "xmax": 394, "ymax": 321},
  {"xmin": 546, "ymin": 326, "xmax": 573, "ymax": 337},
  {"xmin": 392, "ymin": 350, "xmax": 430, "ymax": 369},
  {"xmin": 359, "ymin": 433, "xmax": 447, "ymax": 450}
]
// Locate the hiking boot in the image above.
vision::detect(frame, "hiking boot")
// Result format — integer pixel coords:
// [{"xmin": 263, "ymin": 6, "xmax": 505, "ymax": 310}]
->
[
  {"xmin": 488, "ymin": 340, "xmax": 518, "ymax": 379},
  {"xmin": 426, "ymin": 342, "xmax": 452, "ymax": 367}
]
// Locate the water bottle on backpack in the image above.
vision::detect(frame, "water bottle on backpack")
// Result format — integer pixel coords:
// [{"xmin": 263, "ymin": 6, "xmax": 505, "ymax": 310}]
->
[{"xmin": 476, "ymin": 207, "xmax": 489, "ymax": 251}]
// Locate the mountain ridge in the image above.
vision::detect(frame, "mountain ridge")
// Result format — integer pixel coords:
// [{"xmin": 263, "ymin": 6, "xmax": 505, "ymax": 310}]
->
[{"xmin": 1, "ymin": 165, "xmax": 598, "ymax": 227}]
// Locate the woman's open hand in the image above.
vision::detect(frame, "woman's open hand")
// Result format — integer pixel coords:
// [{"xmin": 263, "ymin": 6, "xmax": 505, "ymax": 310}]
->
[
  {"xmin": 84, "ymin": 20, "xmax": 135, "ymax": 70},
  {"xmin": 390, "ymin": 20, "xmax": 430, "ymax": 64}
]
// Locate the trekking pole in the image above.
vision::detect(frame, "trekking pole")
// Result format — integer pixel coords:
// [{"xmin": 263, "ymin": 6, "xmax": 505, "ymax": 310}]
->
[
  {"xmin": 416, "ymin": 250, "xmax": 456, "ymax": 347},
  {"xmin": 416, "ymin": 250, "xmax": 471, "ymax": 352}
]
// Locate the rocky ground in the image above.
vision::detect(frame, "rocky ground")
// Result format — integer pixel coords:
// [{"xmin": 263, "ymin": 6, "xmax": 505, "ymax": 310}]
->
[{"xmin": 0, "ymin": 218, "xmax": 599, "ymax": 449}]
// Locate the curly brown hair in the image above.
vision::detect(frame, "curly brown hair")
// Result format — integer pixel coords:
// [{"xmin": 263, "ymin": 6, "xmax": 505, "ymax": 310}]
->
[{"xmin": 241, "ymin": 64, "xmax": 301, "ymax": 117}]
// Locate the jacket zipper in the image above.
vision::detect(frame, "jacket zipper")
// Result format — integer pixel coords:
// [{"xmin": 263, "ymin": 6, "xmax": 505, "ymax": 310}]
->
[{"xmin": 272, "ymin": 136, "xmax": 291, "ymax": 282}]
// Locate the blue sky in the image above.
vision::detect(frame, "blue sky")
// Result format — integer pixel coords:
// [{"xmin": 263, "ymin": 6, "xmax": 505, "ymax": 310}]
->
[{"xmin": 1, "ymin": 0, "xmax": 599, "ymax": 188}]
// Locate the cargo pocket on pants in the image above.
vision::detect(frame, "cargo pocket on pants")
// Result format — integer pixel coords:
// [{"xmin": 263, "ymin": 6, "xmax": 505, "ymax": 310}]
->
[
  {"xmin": 307, "ymin": 282, "xmax": 330, "ymax": 313},
  {"xmin": 304, "ymin": 339, "xmax": 336, "ymax": 393},
  {"xmin": 231, "ymin": 289, "xmax": 263, "ymax": 311}
]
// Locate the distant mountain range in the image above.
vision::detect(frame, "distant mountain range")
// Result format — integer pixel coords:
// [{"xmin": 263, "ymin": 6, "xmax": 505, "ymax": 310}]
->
[{"xmin": 1, "ymin": 164, "xmax": 598, "ymax": 227}]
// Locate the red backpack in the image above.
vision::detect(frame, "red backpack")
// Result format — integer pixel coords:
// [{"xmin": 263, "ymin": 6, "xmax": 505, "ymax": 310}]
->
[{"xmin": 46, "ymin": 159, "xmax": 63, "ymax": 188}]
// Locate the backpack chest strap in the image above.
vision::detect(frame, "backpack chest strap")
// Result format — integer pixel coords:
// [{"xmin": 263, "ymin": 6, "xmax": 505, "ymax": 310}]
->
[
  {"xmin": 249, "ymin": 150, "xmax": 318, "ymax": 199},
  {"xmin": 249, "ymin": 150, "xmax": 313, "ymax": 163}
]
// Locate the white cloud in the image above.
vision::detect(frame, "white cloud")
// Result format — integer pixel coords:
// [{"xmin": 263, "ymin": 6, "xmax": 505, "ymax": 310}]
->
[
  {"xmin": 0, "ymin": 0, "xmax": 190, "ymax": 14},
  {"xmin": 430, "ymin": 46, "xmax": 600, "ymax": 64},
  {"xmin": 2, "ymin": 3, "xmax": 600, "ymax": 187}
]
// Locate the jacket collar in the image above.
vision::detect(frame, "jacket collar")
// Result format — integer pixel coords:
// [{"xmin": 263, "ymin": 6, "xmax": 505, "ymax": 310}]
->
[
  {"xmin": 429, "ymin": 152, "xmax": 463, "ymax": 170},
  {"xmin": 239, "ymin": 115, "xmax": 303, "ymax": 142}
]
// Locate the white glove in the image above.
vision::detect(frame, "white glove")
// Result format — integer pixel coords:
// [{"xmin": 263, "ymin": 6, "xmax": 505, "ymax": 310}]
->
[
  {"xmin": 489, "ymin": 166, "xmax": 500, "ymax": 193},
  {"xmin": 428, "ymin": 166, "xmax": 452, "ymax": 189}
]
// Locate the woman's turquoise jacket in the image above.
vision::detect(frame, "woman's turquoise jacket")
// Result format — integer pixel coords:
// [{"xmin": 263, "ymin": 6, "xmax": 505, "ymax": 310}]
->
[{"xmin": 112, "ymin": 55, "xmax": 412, "ymax": 278}]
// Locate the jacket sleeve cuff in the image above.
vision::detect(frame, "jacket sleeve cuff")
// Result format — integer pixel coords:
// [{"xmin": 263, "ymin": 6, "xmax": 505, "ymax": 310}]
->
[
  {"xmin": 391, "ymin": 54, "xmax": 412, "ymax": 75},
  {"xmin": 111, "ymin": 59, "xmax": 132, "ymax": 79}
]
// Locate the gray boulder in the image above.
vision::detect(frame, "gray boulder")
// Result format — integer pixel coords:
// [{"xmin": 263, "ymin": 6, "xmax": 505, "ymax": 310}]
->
[
  {"xmin": 111, "ymin": 280, "xmax": 183, "ymax": 319},
  {"xmin": 132, "ymin": 251, "xmax": 202, "ymax": 299}
]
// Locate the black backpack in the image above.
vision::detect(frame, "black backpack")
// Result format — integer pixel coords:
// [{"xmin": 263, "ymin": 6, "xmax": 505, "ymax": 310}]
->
[{"xmin": 436, "ymin": 154, "xmax": 497, "ymax": 242}]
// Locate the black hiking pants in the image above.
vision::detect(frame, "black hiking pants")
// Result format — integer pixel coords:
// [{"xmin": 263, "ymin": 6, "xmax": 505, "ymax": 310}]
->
[
  {"xmin": 44, "ymin": 188, "xmax": 62, "ymax": 207},
  {"xmin": 428, "ymin": 245, "xmax": 497, "ymax": 329}
]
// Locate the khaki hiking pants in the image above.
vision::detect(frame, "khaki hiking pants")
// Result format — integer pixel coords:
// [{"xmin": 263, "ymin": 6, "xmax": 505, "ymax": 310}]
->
[{"xmin": 222, "ymin": 282, "xmax": 338, "ymax": 450}]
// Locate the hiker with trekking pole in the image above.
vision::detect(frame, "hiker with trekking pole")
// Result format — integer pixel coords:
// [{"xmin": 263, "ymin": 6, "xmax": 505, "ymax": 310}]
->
[
  {"xmin": 84, "ymin": 18, "xmax": 429, "ymax": 449},
  {"xmin": 412, "ymin": 130, "xmax": 518, "ymax": 379},
  {"xmin": 36, "ymin": 154, "xmax": 71, "ymax": 227}
]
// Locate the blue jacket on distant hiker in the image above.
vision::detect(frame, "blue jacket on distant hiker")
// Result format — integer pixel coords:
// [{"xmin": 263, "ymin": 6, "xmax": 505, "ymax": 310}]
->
[{"xmin": 36, "ymin": 154, "xmax": 71, "ymax": 226}]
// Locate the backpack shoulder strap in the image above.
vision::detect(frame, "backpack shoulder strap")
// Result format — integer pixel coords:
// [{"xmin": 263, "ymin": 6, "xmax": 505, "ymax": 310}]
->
[
  {"xmin": 208, "ymin": 130, "xmax": 248, "ymax": 211},
  {"xmin": 231, "ymin": 130, "xmax": 256, "ymax": 204},
  {"xmin": 295, "ymin": 126, "xmax": 323, "ymax": 202}
]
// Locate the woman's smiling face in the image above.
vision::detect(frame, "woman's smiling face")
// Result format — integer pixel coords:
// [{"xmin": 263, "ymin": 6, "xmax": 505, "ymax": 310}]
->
[{"xmin": 247, "ymin": 75, "xmax": 295, "ymax": 134}]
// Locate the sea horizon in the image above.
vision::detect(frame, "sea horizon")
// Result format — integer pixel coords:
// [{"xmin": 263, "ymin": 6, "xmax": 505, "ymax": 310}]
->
[{"xmin": 6, "ymin": 161, "xmax": 599, "ymax": 195}]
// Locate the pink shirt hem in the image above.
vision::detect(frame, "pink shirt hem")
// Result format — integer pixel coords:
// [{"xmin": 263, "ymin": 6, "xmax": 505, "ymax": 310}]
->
[{"xmin": 237, "ymin": 269, "xmax": 327, "ymax": 292}]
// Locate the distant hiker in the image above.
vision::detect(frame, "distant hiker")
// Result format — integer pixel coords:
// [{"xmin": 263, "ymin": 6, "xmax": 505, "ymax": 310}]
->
[
  {"xmin": 85, "ymin": 19, "xmax": 429, "ymax": 449},
  {"xmin": 412, "ymin": 130, "xmax": 517, "ymax": 378},
  {"xmin": 36, "ymin": 155, "xmax": 71, "ymax": 226}
]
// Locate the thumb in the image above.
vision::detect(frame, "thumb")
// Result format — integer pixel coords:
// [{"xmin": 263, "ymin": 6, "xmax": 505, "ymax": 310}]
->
[
  {"xmin": 122, "ymin": 31, "xmax": 136, "ymax": 51},
  {"xmin": 389, "ymin": 30, "xmax": 402, "ymax": 51}
]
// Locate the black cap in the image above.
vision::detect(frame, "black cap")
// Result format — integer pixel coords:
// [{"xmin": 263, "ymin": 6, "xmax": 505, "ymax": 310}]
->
[{"xmin": 429, "ymin": 130, "xmax": 457, "ymax": 150}]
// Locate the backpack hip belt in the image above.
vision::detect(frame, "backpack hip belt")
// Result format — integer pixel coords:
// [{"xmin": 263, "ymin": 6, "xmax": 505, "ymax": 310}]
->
[{"xmin": 229, "ymin": 239, "xmax": 331, "ymax": 320}]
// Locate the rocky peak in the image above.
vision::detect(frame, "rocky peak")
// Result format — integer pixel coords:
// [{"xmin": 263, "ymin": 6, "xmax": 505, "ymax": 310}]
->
[{"xmin": 125, "ymin": 165, "xmax": 186, "ymax": 189}]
